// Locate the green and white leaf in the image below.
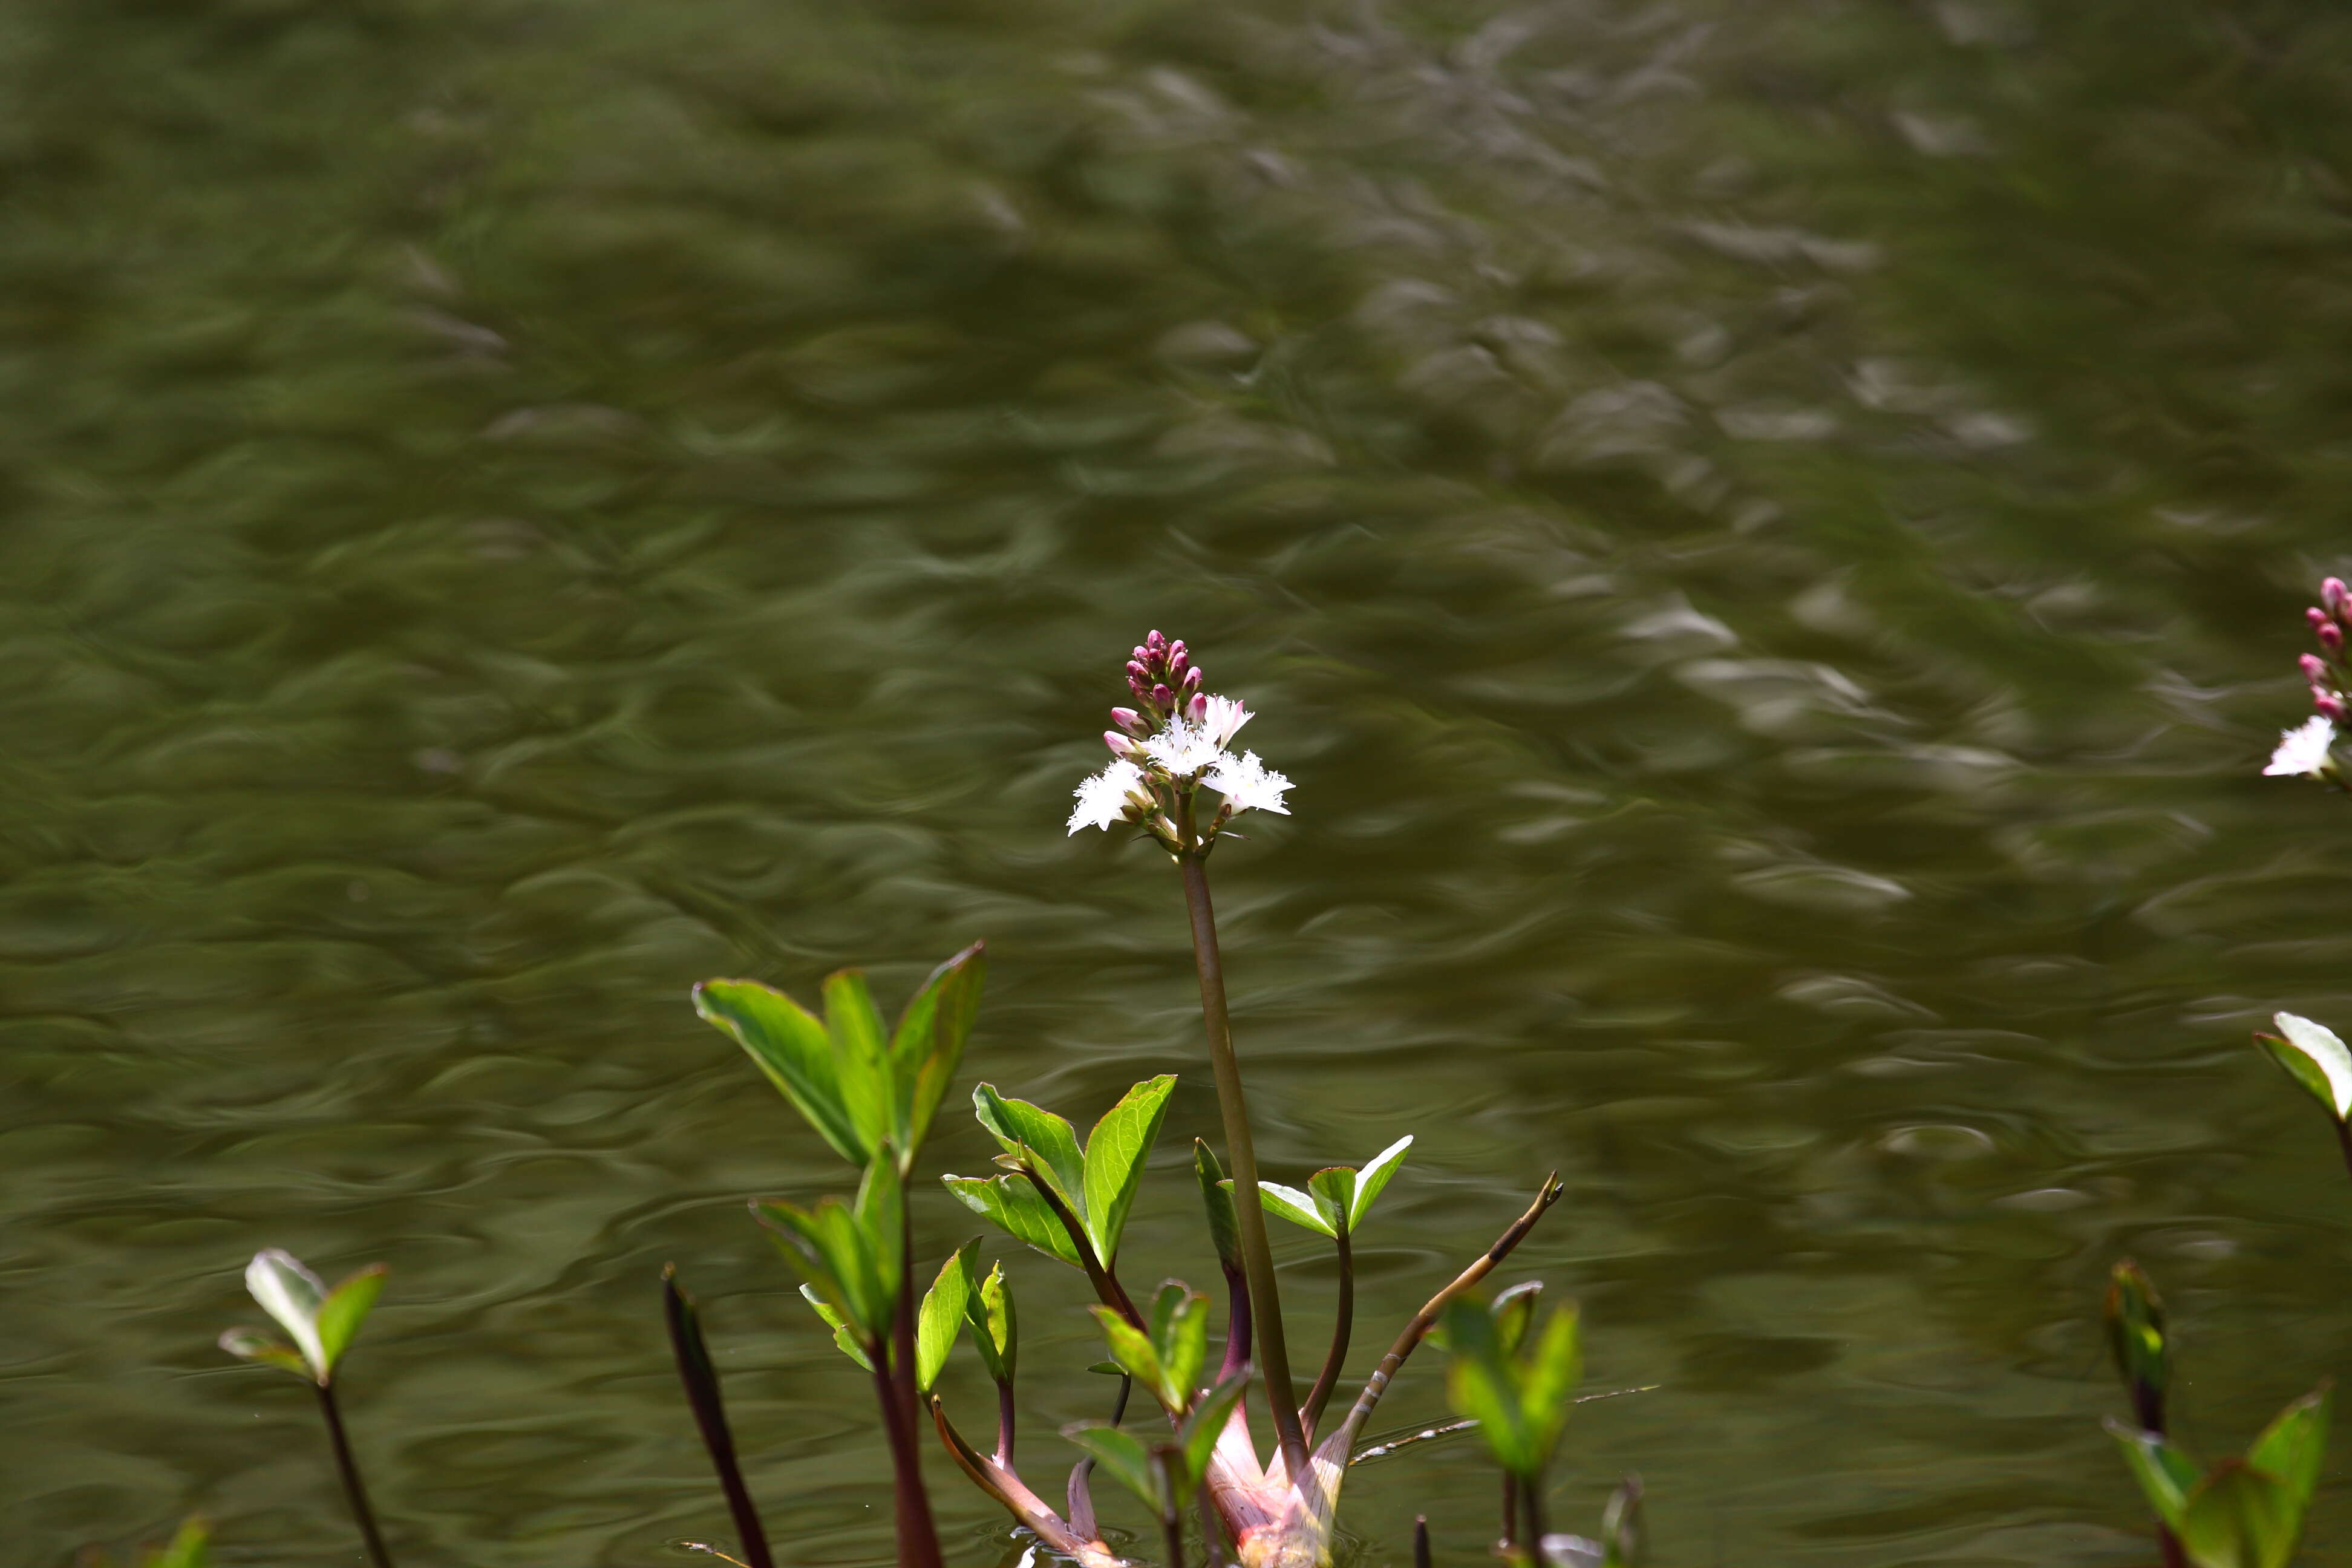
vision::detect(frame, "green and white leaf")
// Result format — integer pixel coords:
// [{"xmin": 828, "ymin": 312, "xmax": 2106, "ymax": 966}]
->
[
  {"xmin": 1255, "ymin": 1181, "xmax": 1335, "ymax": 1238},
  {"xmin": 217, "ymin": 1327, "xmax": 308, "ymax": 1379},
  {"xmin": 2266, "ymin": 1013, "xmax": 2352, "ymax": 1120},
  {"xmin": 972, "ymin": 1085, "xmax": 1088, "ymax": 1212},
  {"xmin": 890, "ymin": 942, "xmax": 984, "ymax": 1164},
  {"xmin": 1348, "ymin": 1135, "xmax": 1413, "ymax": 1228},
  {"xmin": 2177, "ymin": 1461, "xmax": 2298, "ymax": 1568},
  {"xmin": 1194, "ymin": 1142, "xmax": 1240, "ymax": 1267},
  {"xmin": 916, "ymin": 1243, "xmax": 976, "ymax": 1393},
  {"xmin": 244, "ymin": 1250, "xmax": 329, "ymax": 1381},
  {"xmin": 2106, "ymin": 1419, "xmax": 2198, "ymax": 1529},
  {"xmin": 966, "ymin": 1258, "xmax": 1017, "ymax": 1383},
  {"xmin": 1062, "ymin": 1423, "xmax": 1167, "ymax": 1514}
]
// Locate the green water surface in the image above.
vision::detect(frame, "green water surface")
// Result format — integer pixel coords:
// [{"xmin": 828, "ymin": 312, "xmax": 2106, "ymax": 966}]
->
[{"xmin": 7, "ymin": 1, "xmax": 2352, "ymax": 1564}]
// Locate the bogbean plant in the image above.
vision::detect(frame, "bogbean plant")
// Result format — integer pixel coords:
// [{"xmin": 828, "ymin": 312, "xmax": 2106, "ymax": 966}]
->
[
  {"xmin": 190, "ymin": 612, "xmax": 2352, "ymax": 1567},
  {"xmin": 684, "ymin": 632, "xmax": 1603, "ymax": 1568}
]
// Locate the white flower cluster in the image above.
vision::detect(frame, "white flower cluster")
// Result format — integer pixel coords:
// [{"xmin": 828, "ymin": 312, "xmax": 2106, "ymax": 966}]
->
[{"xmin": 1068, "ymin": 691, "xmax": 1292, "ymax": 837}]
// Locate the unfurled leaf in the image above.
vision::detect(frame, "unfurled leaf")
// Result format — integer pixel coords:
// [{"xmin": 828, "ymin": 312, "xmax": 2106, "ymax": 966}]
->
[
  {"xmin": 145, "ymin": 1520, "xmax": 210, "ymax": 1568},
  {"xmin": 2262, "ymin": 1013, "xmax": 2352, "ymax": 1122},
  {"xmin": 2247, "ymin": 1385, "xmax": 2331, "ymax": 1515},
  {"xmin": 2106, "ymin": 1419, "xmax": 2198, "ymax": 1529},
  {"xmin": 1493, "ymin": 1280, "xmax": 1544, "ymax": 1357},
  {"xmin": 942, "ymin": 1173, "xmax": 1084, "ymax": 1267},
  {"xmin": 1093, "ymin": 1305, "xmax": 1166, "ymax": 1405},
  {"xmin": 694, "ymin": 979, "xmax": 864, "ymax": 1165},
  {"xmin": 1599, "ymin": 1475, "xmax": 1644, "ymax": 1568},
  {"xmin": 1348, "ymin": 1135, "xmax": 1413, "ymax": 1229},
  {"xmin": 243, "ymin": 1250, "xmax": 329, "ymax": 1381},
  {"xmin": 757, "ymin": 1178, "xmax": 893, "ymax": 1339},
  {"xmin": 973, "ymin": 1085, "xmax": 1088, "ymax": 1214},
  {"xmin": 1255, "ymin": 1181, "xmax": 1335, "ymax": 1238},
  {"xmin": 1442, "ymin": 1293, "xmax": 1582, "ymax": 1480},
  {"xmin": 1148, "ymin": 1282, "xmax": 1208, "ymax": 1410},
  {"xmin": 966, "ymin": 1259, "xmax": 1017, "ymax": 1384},
  {"xmin": 916, "ymin": 1243, "xmax": 976, "ymax": 1393},
  {"xmin": 799, "ymin": 1283, "xmax": 876, "ymax": 1371},
  {"xmin": 890, "ymin": 942, "xmax": 985, "ymax": 1162},
  {"xmin": 1062, "ymin": 1423, "xmax": 1165, "ymax": 1513},
  {"xmin": 218, "ymin": 1327, "xmax": 309, "ymax": 1379},
  {"xmin": 314, "ymin": 1265, "xmax": 387, "ymax": 1376},
  {"xmin": 2176, "ymin": 1460, "xmax": 2298, "ymax": 1568},
  {"xmin": 1195, "ymin": 1142, "xmax": 1240, "ymax": 1268},
  {"xmin": 1080, "ymin": 1075, "xmax": 1176, "ymax": 1265}
]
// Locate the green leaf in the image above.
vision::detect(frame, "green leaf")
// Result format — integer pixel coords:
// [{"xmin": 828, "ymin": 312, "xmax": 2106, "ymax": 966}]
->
[
  {"xmin": 1147, "ymin": 1282, "xmax": 1209, "ymax": 1411},
  {"xmin": 1256, "ymin": 1181, "xmax": 1336, "ymax": 1238},
  {"xmin": 1093, "ymin": 1304, "xmax": 1167, "ymax": 1403},
  {"xmin": 1348, "ymin": 1135, "xmax": 1413, "ymax": 1229},
  {"xmin": 1520, "ymin": 1304, "xmax": 1583, "ymax": 1467},
  {"xmin": 2247, "ymin": 1384, "xmax": 2331, "ymax": 1515},
  {"xmin": 1492, "ymin": 1281, "xmax": 1544, "ymax": 1358},
  {"xmin": 966, "ymin": 1259, "xmax": 1017, "ymax": 1384},
  {"xmin": 2106, "ymin": 1419, "xmax": 2199, "ymax": 1529},
  {"xmin": 243, "ymin": 1250, "xmax": 328, "ymax": 1381},
  {"xmin": 825, "ymin": 970, "xmax": 896, "ymax": 1157},
  {"xmin": 1062, "ymin": 1423, "xmax": 1166, "ymax": 1514},
  {"xmin": 757, "ymin": 1194, "xmax": 890, "ymax": 1337},
  {"xmin": 313, "ymin": 1265, "xmax": 386, "ymax": 1377},
  {"xmin": 1194, "ymin": 1142, "xmax": 1240, "ymax": 1268},
  {"xmin": 1177, "ymin": 1367, "xmax": 1253, "ymax": 1492},
  {"xmin": 942, "ymin": 1173, "xmax": 1083, "ymax": 1267},
  {"xmin": 800, "ymin": 1283, "xmax": 877, "ymax": 1371},
  {"xmin": 916, "ymin": 1242, "xmax": 976, "ymax": 1394},
  {"xmin": 1080, "ymin": 1075, "xmax": 1177, "ymax": 1265},
  {"xmin": 217, "ymin": 1328, "xmax": 309, "ymax": 1379},
  {"xmin": 144, "ymin": 1520, "xmax": 210, "ymax": 1568},
  {"xmin": 853, "ymin": 1147, "xmax": 906, "ymax": 1310},
  {"xmin": 972, "ymin": 1085, "xmax": 1088, "ymax": 1215},
  {"xmin": 1307, "ymin": 1168, "xmax": 1354, "ymax": 1236},
  {"xmin": 890, "ymin": 942, "xmax": 985, "ymax": 1165},
  {"xmin": 1442, "ymin": 1298, "xmax": 1534, "ymax": 1475},
  {"xmin": 2177, "ymin": 1460, "xmax": 2298, "ymax": 1568},
  {"xmin": 693, "ymin": 979, "xmax": 864, "ymax": 1165},
  {"xmin": 2269, "ymin": 1013, "xmax": 2352, "ymax": 1120}
]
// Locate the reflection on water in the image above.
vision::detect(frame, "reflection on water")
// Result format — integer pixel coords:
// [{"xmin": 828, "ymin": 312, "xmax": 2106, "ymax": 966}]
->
[{"xmin": 5, "ymin": 0, "xmax": 2352, "ymax": 1563}]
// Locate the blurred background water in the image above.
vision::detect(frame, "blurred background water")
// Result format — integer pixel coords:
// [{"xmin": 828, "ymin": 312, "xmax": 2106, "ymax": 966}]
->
[{"xmin": 6, "ymin": 0, "xmax": 2352, "ymax": 1563}]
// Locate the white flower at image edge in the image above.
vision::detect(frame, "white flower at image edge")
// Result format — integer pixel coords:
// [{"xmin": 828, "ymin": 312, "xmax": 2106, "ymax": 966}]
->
[
  {"xmin": 1205, "ymin": 750, "xmax": 1292, "ymax": 816},
  {"xmin": 2265, "ymin": 715, "xmax": 2337, "ymax": 778},
  {"xmin": 1068, "ymin": 758, "xmax": 1146, "ymax": 834}
]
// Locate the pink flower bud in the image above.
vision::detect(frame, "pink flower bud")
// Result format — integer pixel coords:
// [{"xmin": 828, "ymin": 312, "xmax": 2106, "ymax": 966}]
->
[
  {"xmin": 1127, "ymin": 672, "xmax": 1148, "ymax": 699},
  {"xmin": 2319, "ymin": 693, "xmax": 2348, "ymax": 722},
  {"xmin": 1186, "ymin": 691, "xmax": 1207, "ymax": 723},
  {"xmin": 2312, "ymin": 608, "xmax": 2331, "ymax": 631},
  {"xmin": 1181, "ymin": 666, "xmax": 1203, "ymax": 696},
  {"xmin": 1151, "ymin": 683, "xmax": 1174, "ymax": 708},
  {"xmin": 2324, "ymin": 623, "xmax": 2345, "ymax": 653},
  {"xmin": 1104, "ymin": 731, "xmax": 1138, "ymax": 758},
  {"xmin": 1145, "ymin": 630, "xmax": 1168, "ymax": 654},
  {"xmin": 1110, "ymin": 707, "xmax": 1143, "ymax": 734},
  {"xmin": 2305, "ymin": 654, "xmax": 2330, "ymax": 682},
  {"xmin": 2326, "ymin": 578, "xmax": 2348, "ymax": 615}
]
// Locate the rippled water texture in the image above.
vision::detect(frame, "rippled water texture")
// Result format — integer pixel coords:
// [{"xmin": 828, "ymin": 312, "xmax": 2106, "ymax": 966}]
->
[{"xmin": 8, "ymin": 1, "xmax": 2352, "ymax": 1563}]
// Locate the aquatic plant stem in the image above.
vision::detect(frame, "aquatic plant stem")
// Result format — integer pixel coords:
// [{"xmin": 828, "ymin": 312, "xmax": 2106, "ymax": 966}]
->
[
  {"xmin": 1519, "ymin": 1476, "xmax": 1548, "ymax": 1563},
  {"xmin": 2334, "ymin": 1119, "xmax": 2352, "ymax": 1190},
  {"xmin": 313, "ymin": 1381, "xmax": 394, "ymax": 1568},
  {"xmin": 881, "ymin": 1214, "xmax": 946, "ymax": 1568},
  {"xmin": 1299, "ymin": 1226, "xmax": 1353, "ymax": 1442},
  {"xmin": 661, "ymin": 1268, "xmax": 776, "ymax": 1568},
  {"xmin": 1163, "ymin": 1501, "xmax": 1188, "ymax": 1568},
  {"xmin": 1178, "ymin": 849, "xmax": 1310, "ymax": 1482},
  {"xmin": 1414, "ymin": 1514, "xmax": 1432, "ymax": 1568}
]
